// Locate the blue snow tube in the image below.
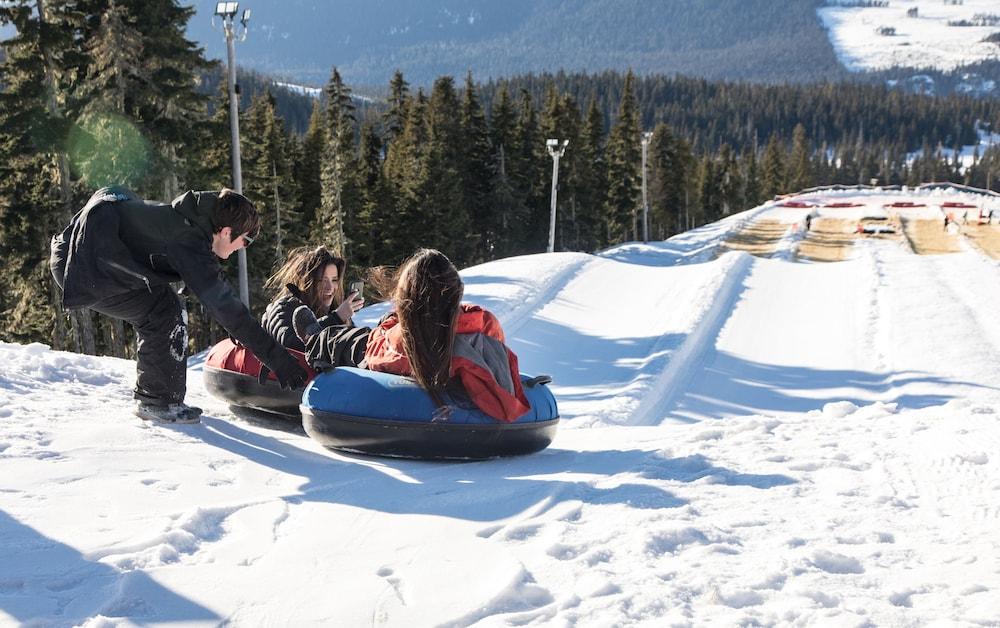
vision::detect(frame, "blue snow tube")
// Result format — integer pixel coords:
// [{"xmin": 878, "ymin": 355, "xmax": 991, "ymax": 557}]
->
[{"xmin": 301, "ymin": 367, "xmax": 559, "ymax": 460}]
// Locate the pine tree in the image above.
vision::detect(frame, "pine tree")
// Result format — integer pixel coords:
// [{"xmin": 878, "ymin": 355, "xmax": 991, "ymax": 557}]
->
[
  {"xmin": 383, "ymin": 70, "xmax": 409, "ymax": 150},
  {"xmin": 383, "ymin": 89, "xmax": 428, "ymax": 261},
  {"xmin": 648, "ymin": 122, "xmax": 688, "ymax": 238},
  {"xmin": 572, "ymin": 98, "xmax": 607, "ymax": 250},
  {"xmin": 353, "ymin": 121, "xmax": 390, "ymax": 267},
  {"xmin": 760, "ymin": 132, "xmax": 786, "ymax": 199},
  {"xmin": 604, "ymin": 70, "xmax": 641, "ymax": 243},
  {"xmin": 0, "ymin": 0, "xmax": 91, "ymax": 352},
  {"xmin": 241, "ymin": 91, "xmax": 300, "ymax": 289},
  {"xmin": 421, "ymin": 76, "xmax": 473, "ymax": 262},
  {"xmin": 487, "ymin": 84, "xmax": 528, "ymax": 256},
  {"xmin": 74, "ymin": 0, "xmax": 149, "ymax": 189},
  {"xmin": 315, "ymin": 67, "xmax": 357, "ymax": 257},
  {"xmin": 460, "ymin": 72, "xmax": 495, "ymax": 262},
  {"xmin": 295, "ymin": 101, "xmax": 324, "ymax": 228},
  {"xmin": 124, "ymin": 0, "xmax": 214, "ymax": 196},
  {"xmin": 787, "ymin": 123, "xmax": 812, "ymax": 193}
]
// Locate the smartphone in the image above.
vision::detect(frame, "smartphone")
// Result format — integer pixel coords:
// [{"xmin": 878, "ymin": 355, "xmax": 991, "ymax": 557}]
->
[{"xmin": 349, "ymin": 280, "xmax": 364, "ymax": 300}]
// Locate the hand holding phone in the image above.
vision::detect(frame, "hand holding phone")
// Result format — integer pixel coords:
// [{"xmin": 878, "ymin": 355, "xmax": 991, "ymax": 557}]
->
[{"xmin": 349, "ymin": 280, "xmax": 364, "ymax": 301}]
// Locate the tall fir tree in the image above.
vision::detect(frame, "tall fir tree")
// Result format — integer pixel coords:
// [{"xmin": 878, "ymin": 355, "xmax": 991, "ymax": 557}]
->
[
  {"xmin": 315, "ymin": 67, "xmax": 357, "ymax": 257},
  {"xmin": 648, "ymin": 122, "xmax": 687, "ymax": 238},
  {"xmin": 0, "ymin": 0, "xmax": 93, "ymax": 352},
  {"xmin": 240, "ymin": 91, "xmax": 300, "ymax": 293},
  {"xmin": 295, "ymin": 100, "xmax": 324, "ymax": 229},
  {"xmin": 459, "ymin": 72, "xmax": 495, "ymax": 262},
  {"xmin": 421, "ymin": 76, "xmax": 474, "ymax": 262},
  {"xmin": 576, "ymin": 98, "xmax": 608, "ymax": 249},
  {"xmin": 787, "ymin": 123, "xmax": 813, "ymax": 193},
  {"xmin": 382, "ymin": 70, "xmax": 409, "ymax": 151},
  {"xmin": 760, "ymin": 132, "xmax": 787, "ymax": 199},
  {"xmin": 604, "ymin": 70, "xmax": 641, "ymax": 244}
]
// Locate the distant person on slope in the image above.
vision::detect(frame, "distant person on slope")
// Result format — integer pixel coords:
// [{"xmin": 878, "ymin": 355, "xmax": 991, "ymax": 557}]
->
[
  {"xmin": 300, "ymin": 248, "xmax": 530, "ymax": 423},
  {"xmin": 261, "ymin": 245, "xmax": 364, "ymax": 351},
  {"xmin": 49, "ymin": 187, "xmax": 308, "ymax": 424}
]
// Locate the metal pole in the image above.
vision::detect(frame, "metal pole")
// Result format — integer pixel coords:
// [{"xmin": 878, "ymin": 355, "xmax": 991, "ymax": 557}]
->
[
  {"xmin": 225, "ymin": 19, "xmax": 249, "ymax": 307},
  {"xmin": 547, "ymin": 152, "xmax": 560, "ymax": 254},
  {"xmin": 641, "ymin": 131, "xmax": 651, "ymax": 243}
]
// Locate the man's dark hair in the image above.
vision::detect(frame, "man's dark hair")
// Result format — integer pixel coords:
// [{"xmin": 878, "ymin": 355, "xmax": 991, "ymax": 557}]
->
[{"xmin": 213, "ymin": 188, "xmax": 261, "ymax": 241}]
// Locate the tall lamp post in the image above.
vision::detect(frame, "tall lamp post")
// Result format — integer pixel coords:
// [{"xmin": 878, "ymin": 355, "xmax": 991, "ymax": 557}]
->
[
  {"xmin": 215, "ymin": 2, "xmax": 251, "ymax": 306},
  {"xmin": 641, "ymin": 131, "xmax": 652, "ymax": 243},
  {"xmin": 546, "ymin": 139, "xmax": 569, "ymax": 254}
]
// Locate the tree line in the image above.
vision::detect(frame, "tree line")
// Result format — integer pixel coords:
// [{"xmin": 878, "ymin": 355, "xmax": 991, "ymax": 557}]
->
[{"xmin": 3, "ymin": 0, "xmax": 999, "ymax": 358}]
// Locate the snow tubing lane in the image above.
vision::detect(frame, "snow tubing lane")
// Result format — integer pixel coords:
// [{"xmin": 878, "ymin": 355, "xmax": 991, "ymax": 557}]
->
[
  {"xmin": 203, "ymin": 338, "xmax": 313, "ymax": 417},
  {"xmin": 301, "ymin": 367, "xmax": 559, "ymax": 460}
]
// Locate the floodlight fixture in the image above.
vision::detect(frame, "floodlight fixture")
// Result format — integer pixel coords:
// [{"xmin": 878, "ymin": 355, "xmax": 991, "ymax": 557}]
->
[
  {"xmin": 215, "ymin": 2, "xmax": 239, "ymax": 17},
  {"xmin": 241, "ymin": 8, "xmax": 251, "ymax": 27}
]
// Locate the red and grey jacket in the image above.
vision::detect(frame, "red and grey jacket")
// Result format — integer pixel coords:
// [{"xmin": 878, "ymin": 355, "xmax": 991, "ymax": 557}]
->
[{"xmin": 365, "ymin": 304, "xmax": 530, "ymax": 423}]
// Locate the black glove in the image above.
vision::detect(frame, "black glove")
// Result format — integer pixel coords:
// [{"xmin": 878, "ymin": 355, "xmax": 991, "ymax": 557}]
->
[{"xmin": 266, "ymin": 348, "xmax": 308, "ymax": 390}]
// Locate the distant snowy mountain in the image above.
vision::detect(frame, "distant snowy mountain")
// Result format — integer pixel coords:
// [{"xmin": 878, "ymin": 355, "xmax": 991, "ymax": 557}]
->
[
  {"xmin": 184, "ymin": 0, "xmax": 845, "ymax": 86},
  {"xmin": 818, "ymin": 0, "xmax": 1000, "ymax": 72}
]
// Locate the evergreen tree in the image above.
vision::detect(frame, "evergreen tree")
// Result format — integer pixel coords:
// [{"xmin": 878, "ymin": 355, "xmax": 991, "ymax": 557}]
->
[
  {"xmin": 648, "ymin": 122, "xmax": 689, "ymax": 238},
  {"xmin": 741, "ymin": 144, "xmax": 763, "ymax": 209},
  {"xmin": 241, "ymin": 91, "xmax": 300, "ymax": 286},
  {"xmin": 294, "ymin": 100, "xmax": 324, "ymax": 228},
  {"xmin": 315, "ymin": 67, "xmax": 357, "ymax": 257},
  {"xmin": 0, "ymin": 0, "xmax": 91, "ymax": 352},
  {"xmin": 604, "ymin": 70, "xmax": 641, "ymax": 243},
  {"xmin": 573, "ymin": 98, "xmax": 607, "ymax": 250},
  {"xmin": 487, "ymin": 84, "xmax": 528, "ymax": 256},
  {"xmin": 421, "ymin": 76, "xmax": 473, "ymax": 261},
  {"xmin": 383, "ymin": 89, "xmax": 428, "ymax": 261},
  {"xmin": 787, "ymin": 123, "xmax": 812, "ymax": 193},
  {"xmin": 760, "ymin": 132, "xmax": 786, "ymax": 198},
  {"xmin": 353, "ymin": 121, "xmax": 390, "ymax": 267},
  {"xmin": 459, "ymin": 72, "xmax": 494, "ymax": 262},
  {"xmin": 383, "ymin": 70, "xmax": 409, "ymax": 150},
  {"xmin": 512, "ymin": 89, "xmax": 546, "ymax": 252}
]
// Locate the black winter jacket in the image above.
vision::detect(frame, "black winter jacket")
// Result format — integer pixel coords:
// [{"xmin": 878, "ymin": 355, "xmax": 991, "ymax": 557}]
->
[
  {"xmin": 50, "ymin": 187, "xmax": 290, "ymax": 369},
  {"xmin": 261, "ymin": 290, "xmax": 348, "ymax": 352}
]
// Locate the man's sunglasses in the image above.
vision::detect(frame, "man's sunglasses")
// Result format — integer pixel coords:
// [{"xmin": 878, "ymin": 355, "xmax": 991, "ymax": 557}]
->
[{"xmin": 241, "ymin": 233, "xmax": 255, "ymax": 247}]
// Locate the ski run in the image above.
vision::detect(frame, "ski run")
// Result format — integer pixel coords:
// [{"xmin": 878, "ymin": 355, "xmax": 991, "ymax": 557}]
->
[{"xmin": 2, "ymin": 185, "xmax": 1000, "ymax": 626}]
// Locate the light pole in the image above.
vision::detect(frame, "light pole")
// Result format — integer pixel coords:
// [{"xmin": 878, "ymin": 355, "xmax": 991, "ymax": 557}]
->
[
  {"xmin": 546, "ymin": 139, "xmax": 569, "ymax": 254},
  {"xmin": 641, "ymin": 131, "xmax": 652, "ymax": 242},
  {"xmin": 215, "ymin": 2, "xmax": 251, "ymax": 306}
]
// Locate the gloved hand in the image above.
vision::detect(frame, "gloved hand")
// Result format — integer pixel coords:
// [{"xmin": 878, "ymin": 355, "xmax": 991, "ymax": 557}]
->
[{"xmin": 267, "ymin": 348, "xmax": 308, "ymax": 390}]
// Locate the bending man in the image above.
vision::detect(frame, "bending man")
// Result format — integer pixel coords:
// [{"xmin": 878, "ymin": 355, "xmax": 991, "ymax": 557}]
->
[{"xmin": 50, "ymin": 187, "xmax": 308, "ymax": 424}]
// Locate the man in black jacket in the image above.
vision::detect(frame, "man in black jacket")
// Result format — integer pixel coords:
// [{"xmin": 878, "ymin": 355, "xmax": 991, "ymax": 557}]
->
[{"xmin": 50, "ymin": 187, "xmax": 308, "ymax": 424}]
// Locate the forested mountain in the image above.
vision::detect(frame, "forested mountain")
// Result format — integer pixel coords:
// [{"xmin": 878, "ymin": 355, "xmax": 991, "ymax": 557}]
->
[
  {"xmin": 184, "ymin": 0, "xmax": 847, "ymax": 86},
  {"xmin": 4, "ymin": 0, "xmax": 1000, "ymax": 362}
]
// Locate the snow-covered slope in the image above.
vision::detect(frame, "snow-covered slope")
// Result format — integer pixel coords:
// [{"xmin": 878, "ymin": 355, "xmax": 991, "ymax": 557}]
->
[
  {"xmin": 3, "ymin": 187, "xmax": 1000, "ymax": 626},
  {"xmin": 819, "ymin": 0, "xmax": 1000, "ymax": 72}
]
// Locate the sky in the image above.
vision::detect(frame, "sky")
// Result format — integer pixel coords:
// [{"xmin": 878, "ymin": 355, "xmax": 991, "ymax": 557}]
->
[{"xmin": 3, "ymin": 185, "xmax": 1000, "ymax": 626}]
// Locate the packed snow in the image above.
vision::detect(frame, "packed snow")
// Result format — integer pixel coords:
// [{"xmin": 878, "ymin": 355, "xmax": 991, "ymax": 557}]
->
[
  {"xmin": 3, "ymin": 186, "xmax": 1000, "ymax": 626},
  {"xmin": 818, "ymin": 0, "xmax": 1000, "ymax": 72}
]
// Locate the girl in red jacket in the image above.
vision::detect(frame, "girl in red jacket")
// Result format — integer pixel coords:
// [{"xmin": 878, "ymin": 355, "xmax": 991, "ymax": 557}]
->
[{"xmin": 303, "ymin": 249, "xmax": 530, "ymax": 423}]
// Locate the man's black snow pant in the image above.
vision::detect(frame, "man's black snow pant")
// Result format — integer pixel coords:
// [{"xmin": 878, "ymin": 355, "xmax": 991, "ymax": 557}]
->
[{"xmin": 90, "ymin": 286, "xmax": 187, "ymax": 406}]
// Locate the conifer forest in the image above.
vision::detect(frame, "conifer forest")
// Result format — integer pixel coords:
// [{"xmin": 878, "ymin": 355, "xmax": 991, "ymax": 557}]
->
[{"xmin": 2, "ymin": 1, "xmax": 999, "ymax": 358}]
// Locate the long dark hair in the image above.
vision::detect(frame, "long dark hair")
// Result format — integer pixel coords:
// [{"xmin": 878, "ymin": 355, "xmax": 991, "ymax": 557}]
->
[
  {"xmin": 264, "ymin": 246, "xmax": 346, "ymax": 315},
  {"xmin": 370, "ymin": 249, "xmax": 464, "ymax": 407}
]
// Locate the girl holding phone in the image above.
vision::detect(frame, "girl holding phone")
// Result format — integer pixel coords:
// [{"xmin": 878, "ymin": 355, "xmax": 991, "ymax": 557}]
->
[{"xmin": 261, "ymin": 246, "xmax": 365, "ymax": 352}]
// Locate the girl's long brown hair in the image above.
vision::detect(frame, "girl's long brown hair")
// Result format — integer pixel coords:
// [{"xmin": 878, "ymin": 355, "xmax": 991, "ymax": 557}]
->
[
  {"xmin": 264, "ymin": 246, "xmax": 346, "ymax": 315},
  {"xmin": 369, "ymin": 249, "xmax": 463, "ymax": 407}
]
